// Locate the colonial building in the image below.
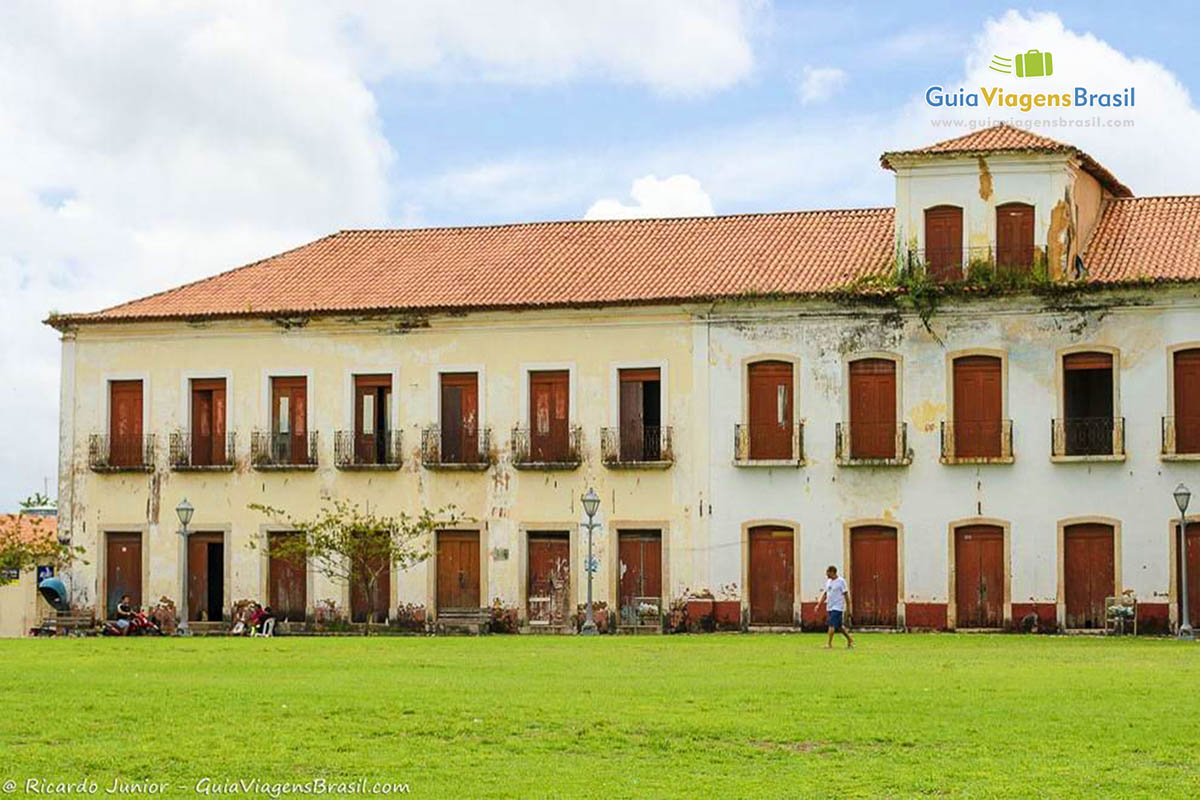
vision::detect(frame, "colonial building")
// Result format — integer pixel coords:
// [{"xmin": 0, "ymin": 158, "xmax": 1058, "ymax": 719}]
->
[{"xmin": 46, "ymin": 124, "xmax": 1200, "ymax": 634}]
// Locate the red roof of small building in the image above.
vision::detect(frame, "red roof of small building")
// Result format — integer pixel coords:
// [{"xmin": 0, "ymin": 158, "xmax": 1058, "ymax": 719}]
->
[
  {"xmin": 0, "ymin": 514, "xmax": 56, "ymax": 545},
  {"xmin": 1083, "ymin": 195, "xmax": 1200, "ymax": 284},
  {"xmin": 880, "ymin": 123, "xmax": 1132, "ymax": 198}
]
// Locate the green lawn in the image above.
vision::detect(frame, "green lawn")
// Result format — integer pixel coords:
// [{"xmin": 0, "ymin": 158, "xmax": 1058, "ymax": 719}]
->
[{"xmin": 1, "ymin": 635, "xmax": 1198, "ymax": 799}]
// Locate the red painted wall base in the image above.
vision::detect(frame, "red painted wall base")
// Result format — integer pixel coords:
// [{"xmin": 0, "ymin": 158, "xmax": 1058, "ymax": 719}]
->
[{"xmin": 905, "ymin": 602, "xmax": 948, "ymax": 630}]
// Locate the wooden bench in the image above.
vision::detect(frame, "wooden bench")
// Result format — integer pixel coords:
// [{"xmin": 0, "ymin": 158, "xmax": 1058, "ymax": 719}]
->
[{"xmin": 32, "ymin": 614, "xmax": 97, "ymax": 637}]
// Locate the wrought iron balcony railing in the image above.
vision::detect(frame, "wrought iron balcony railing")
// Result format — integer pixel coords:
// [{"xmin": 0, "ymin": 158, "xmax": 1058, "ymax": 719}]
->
[
  {"xmin": 88, "ymin": 434, "xmax": 155, "ymax": 472},
  {"xmin": 511, "ymin": 425, "xmax": 583, "ymax": 469},
  {"xmin": 1051, "ymin": 417, "xmax": 1125, "ymax": 458},
  {"xmin": 420, "ymin": 426, "xmax": 492, "ymax": 469},
  {"xmin": 733, "ymin": 422, "xmax": 804, "ymax": 465},
  {"xmin": 1162, "ymin": 416, "xmax": 1200, "ymax": 457},
  {"xmin": 251, "ymin": 430, "xmax": 319, "ymax": 469},
  {"xmin": 939, "ymin": 420, "xmax": 1013, "ymax": 463},
  {"xmin": 334, "ymin": 430, "xmax": 402, "ymax": 469},
  {"xmin": 169, "ymin": 432, "xmax": 236, "ymax": 470},
  {"xmin": 900, "ymin": 244, "xmax": 1048, "ymax": 283},
  {"xmin": 600, "ymin": 425, "xmax": 673, "ymax": 467},
  {"xmin": 835, "ymin": 422, "xmax": 911, "ymax": 466}
]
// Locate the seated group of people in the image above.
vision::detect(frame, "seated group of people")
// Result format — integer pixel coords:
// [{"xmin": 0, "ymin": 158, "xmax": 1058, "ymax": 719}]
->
[{"xmin": 232, "ymin": 602, "xmax": 277, "ymax": 636}]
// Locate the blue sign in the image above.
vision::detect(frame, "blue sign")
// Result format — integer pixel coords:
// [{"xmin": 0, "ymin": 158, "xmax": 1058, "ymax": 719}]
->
[{"xmin": 36, "ymin": 565, "xmax": 54, "ymax": 583}]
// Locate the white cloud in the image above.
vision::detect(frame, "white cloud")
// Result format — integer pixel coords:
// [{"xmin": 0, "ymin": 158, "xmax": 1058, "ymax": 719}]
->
[
  {"xmin": 584, "ymin": 175, "xmax": 715, "ymax": 219},
  {"xmin": 901, "ymin": 10, "xmax": 1200, "ymax": 195},
  {"xmin": 347, "ymin": 0, "xmax": 756, "ymax": 95},
  {"xmin": 798, "ymin": 66, "xmax": 847, "ymax": 104},
  {"xmin": 0, "ymin": 1, "xmax": 758, "ymax": 505}
]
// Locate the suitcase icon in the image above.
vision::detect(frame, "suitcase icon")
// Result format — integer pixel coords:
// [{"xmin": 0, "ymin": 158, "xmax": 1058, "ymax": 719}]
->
[{"xmin": 1015, "ymin": 49, "xmax": 1053, "ymax": 78}]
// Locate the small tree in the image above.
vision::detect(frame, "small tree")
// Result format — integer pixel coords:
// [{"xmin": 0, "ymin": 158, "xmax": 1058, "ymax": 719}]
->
[
  {"xmin": 249, "ymin": 499, "xmax": 456, "ymax": 634},
  {"xmin": 0, "ymin": 514, "xmax": 80, "ymax": 588}
]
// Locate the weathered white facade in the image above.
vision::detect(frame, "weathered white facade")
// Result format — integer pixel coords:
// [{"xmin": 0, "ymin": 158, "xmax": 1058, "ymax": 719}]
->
[{"xmin": 704, "ymin": 292, "xmax": 1200, "ymax": 631}]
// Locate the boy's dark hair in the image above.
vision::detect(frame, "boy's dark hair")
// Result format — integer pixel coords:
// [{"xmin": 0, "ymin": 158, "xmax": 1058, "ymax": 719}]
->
[{"xmin": 826, "ymin": 565, "xmax": 837, "ymax": 574}]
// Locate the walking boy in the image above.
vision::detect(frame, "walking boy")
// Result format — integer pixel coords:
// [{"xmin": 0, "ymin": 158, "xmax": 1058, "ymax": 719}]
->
[{"xmin": 814, "ymin": 565, "xmax": 853, "ymax": 649}]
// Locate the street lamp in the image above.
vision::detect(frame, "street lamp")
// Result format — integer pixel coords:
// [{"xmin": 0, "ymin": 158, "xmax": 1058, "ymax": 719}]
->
[
  {"xmin": 580, "ymin": 488, "xmax": 601, "ymax": 636},
  {"xmin": 176, "ymin": 498, "xmax": 195, "ymax": 635},
  {"xmin": 1175, "ymin": 483, "xmax": 1193, "ymax": 640}
]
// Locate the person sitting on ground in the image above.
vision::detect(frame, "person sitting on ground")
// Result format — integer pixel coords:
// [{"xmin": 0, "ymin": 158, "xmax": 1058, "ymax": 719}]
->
[
  {"xmin": 255, "ymin": 605, "xmax": 277, "ymax": 636},
  {"xmin": 115, "ymin": 594, "xmax": 135, "ymax": 633},
  {"xmin": 814, "ymin": 565, "xmax": 854, "ymax": 650}
]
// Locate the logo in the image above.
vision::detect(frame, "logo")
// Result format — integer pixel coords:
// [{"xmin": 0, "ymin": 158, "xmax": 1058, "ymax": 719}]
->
[{"xmin": 990, "ymin": 49, "xmax": 1054, "ymax": 78}]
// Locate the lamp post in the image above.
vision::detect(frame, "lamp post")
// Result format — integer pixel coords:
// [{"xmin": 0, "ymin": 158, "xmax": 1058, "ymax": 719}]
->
[
  {"xmin": 175, "ymin": 498, "xmax": 194, "ymax": 635},
  {"xmin": 1175, "ymin": 483, "xmax": 1193, "ymax": 640},
  {"xmin": 580, "ymin": 488, "xmax": 601, "ymax": 636}
]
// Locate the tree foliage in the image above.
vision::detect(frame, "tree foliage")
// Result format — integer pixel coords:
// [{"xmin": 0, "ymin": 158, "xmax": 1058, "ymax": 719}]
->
[
  {"xmin": 248, "ymin": 499, "xmax": 456, "ymax": 632},
  {"xmin": 0, "ymin": 514, "xmax": 80, "ymax": 587}
]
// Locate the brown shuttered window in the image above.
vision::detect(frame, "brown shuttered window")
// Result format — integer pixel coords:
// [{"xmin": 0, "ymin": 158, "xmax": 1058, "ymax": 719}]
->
[
  {"xmin": 354, "ymin": 374, "xmax": 392, "ymax": 464},
  {"xmin": 1173, "ymin": 349, "xmax": 1200, "ymax": 454},
  {"xmin": 191, "ymin": 378, "xmax": 226, "ymax": 466},
  {"xmin": 529, "ymin": 370, "xmax": 570, "ymax": 462},
  {"xmin": 747, "ymin": 360, "xmax": 793, "ymax": 460},
  {"xmin": 440, "ymin": 372, "xmax": 479, "ymax": 464},
  {"xmin": 996, "ymin": 202, "xmax": 1035, "ymax": 270},
  {"xmin": 952, "ymin": 356, "xmax": 1002, "ymax": 458},
  {"xmin": 924, "ymin": 205, "xmax": 963, "ymax": 282},
  {"xmin": 271, "ymin": 377, "xmax": 308, "ymax": 465},
  {"xmin": 848, "ymin": 358, "xmax": 897, "ymax": 459}
]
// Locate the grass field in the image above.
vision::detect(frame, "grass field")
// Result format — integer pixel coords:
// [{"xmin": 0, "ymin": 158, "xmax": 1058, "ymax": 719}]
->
[{"xmin": 1, "ymin": 634, "xmax": 1198, "ymax": 799}]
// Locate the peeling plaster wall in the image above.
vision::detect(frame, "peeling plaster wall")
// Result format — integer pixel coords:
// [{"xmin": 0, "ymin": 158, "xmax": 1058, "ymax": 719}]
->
[
  {"xmin": 707, "ymin": 289, "xmax": 1200, "ymax": 626},
  {"xmin": 58, "ymin": 307, "xmax": 699, "ymax": 620},
  {"xmin": 892, "ymin": 153, "xmax": 1087, "ymax": 277},
  {"xmin": 52, "ymin": 286, "xmax": 1200, "ymax": 631}
]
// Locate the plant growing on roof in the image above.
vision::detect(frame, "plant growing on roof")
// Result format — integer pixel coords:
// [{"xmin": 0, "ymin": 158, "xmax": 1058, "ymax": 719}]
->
[{"xmin": 248, "ymin": 498, "xmax": 457, "ymax": 635}]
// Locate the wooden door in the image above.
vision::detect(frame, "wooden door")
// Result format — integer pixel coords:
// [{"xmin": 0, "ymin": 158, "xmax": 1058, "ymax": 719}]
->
[
  {"xmin": 953, "ymin": 356, "xmax": 1002, "ymax": 458},
  {"xmin": 105, "ymin": 532, "xmax": 142, "ymax": 618},
  {"xmin": 850, "ymin": 526, "xmax": 899, "ymax": 627},
  {"xmin": 748, "ymin": 361, "xmax": 793, "ymax": 460},
  {"xmin": 437, "ymin": 531, "xmax": 480, "ymax": 612},
  {"xmin": 271, "ymin": 377, "xmax": 307, "ymax": 465},
  {"xmin": 924, "ymin": 205, "xmax": 963, "ymax": 282},
  {"xmin": 996, "ymin": 202, "xmax": 1035, "ymax": 270},
  {"xmin": 618, "ymin": 532, "xmax": 662, "ymax": 622},
  {"xmin": 1063, "ymin": 523, "xmax": 1115, "ymax": 629},
  {"xmin": 109, "ymin": 380, "xmax": 143, "ymax": 467},
  {"xmin": 527, "ymin": 534, "xmax": 570, "ymax": 625},
  {"xmin": 268, "ymin": 532, "xmax": 307, "ymax": 621},
  {"xmin": 849, "ymin": 359, "xmax": 896, "ymax": 459},
  {"xmin": 354, "ymin": 374, "xmax": 391, "ymax": 464},
  {"xmin": 350, "ymin": 549, "xmax": 391, "ymax": 624},
  {"xmin": 1180, "ymin": 522, "xmax": 1200, "ymax": 627},
  {"xmin": 191, "ymin": 379, "xmax": 226, "ymax": 466},
  {"xmin": 748, "ymin": 526, "xmax": 794, "ymax": 625},
  {"xmin": 1174, "ymin": 349, "xmax": 1200, "ymax": 454},
  {"xmin": 529, "ymin": 371, "xmax": 569, "ymax": 462},
  {"xmin": 440, "ymin": 373, "xmax": 479, "ymax": 464},
  {"xmin": 187, "ymin": 532, "xmax": 224, "ymax": 622},
  {"xmin": 954, "ymin": 526, "xmax": 1004, "ymax": 628}
]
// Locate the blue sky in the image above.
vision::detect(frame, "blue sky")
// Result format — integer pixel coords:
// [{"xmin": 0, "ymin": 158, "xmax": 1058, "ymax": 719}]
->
[
  {"xmin": 3, "ymin": 1, "xmax": 1200, "ymax": 505},
  {"xmin": 373, "ymin": 1, "xmax": 1200, "ymax": 225}
]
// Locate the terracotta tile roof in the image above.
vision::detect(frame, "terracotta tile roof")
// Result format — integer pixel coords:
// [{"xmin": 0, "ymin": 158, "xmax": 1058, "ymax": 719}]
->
[
  {"xmin": 880, "ymin": 123, "xmax": 1132, "ymax": 197},
  {"xmin": 1083, "ymin": 195, "xmax": 1200, "ymax": 284},
  {"xmin": 0, "ymin": 514, "xmax": 56, "ymax": 545},
  {"xmin": 50, "ymin": 209, "xmax": 897, "ymax": 325}
]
